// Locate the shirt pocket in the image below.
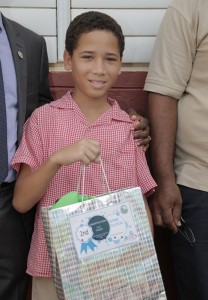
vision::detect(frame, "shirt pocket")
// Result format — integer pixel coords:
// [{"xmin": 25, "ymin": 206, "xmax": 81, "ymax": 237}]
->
[
  {"xmin": 108, "ymin": 142, "xmax": 137, "ymax": 189},
  {"xmin": 118, "ymin": 142, "xmax": 134, "ymax": 155}
]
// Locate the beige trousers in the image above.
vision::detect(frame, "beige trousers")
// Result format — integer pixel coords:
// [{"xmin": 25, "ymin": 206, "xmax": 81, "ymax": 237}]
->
[{"xmin": 32, "ymin": 277, "xmax": 59, "ymax": 300}]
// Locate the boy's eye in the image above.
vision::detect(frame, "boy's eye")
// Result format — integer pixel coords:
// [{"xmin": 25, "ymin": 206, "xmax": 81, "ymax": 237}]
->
[
  {"xmin": 106, "ymin": 57, "xmax": 117, "ymax": 62},
  {"xmin": 82, "ymin": 55, "xmax": 93, "ymax": 59}
]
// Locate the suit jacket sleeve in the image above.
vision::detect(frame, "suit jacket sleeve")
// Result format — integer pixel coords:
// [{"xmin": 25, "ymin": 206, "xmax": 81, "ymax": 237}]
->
[{"xmin": 38, "ymin": 37, "xmax": 53, "ymax": 107}]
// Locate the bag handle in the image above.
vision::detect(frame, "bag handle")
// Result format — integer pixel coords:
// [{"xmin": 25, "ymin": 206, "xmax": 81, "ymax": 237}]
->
[{"xmin": 77, "ymin": 157, "xmax": 111, "ymax": 202}]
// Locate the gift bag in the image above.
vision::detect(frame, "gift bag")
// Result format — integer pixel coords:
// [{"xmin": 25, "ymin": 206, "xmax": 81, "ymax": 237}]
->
[
  {"xmin": 42, "ymin": 184, "xmax": 166, "ymax": 299},
  {"xmin": 41, "ymin": 190, "xmax": 94, "ymax": 299}
]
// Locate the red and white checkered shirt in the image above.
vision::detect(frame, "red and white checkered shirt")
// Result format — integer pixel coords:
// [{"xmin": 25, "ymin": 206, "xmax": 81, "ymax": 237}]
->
[{"xmin": 12, "ymin": 91, "xmax": 156, "ymax": 277}]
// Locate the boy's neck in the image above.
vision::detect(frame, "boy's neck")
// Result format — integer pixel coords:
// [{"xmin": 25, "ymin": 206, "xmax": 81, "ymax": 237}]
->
[{"xmin": 73, "ymin": 93, "xmax": 111, "ymax": 123}]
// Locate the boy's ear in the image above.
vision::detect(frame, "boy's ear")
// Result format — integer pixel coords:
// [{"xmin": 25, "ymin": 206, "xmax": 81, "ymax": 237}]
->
[{"xmin": 64, "ymin": 50, "xmax": 72, "ymax": 71}]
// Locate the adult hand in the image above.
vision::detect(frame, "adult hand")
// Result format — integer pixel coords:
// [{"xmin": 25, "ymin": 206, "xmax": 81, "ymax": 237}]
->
[
  {"xmin": 128, "ymin": 108, "xmax": 151, "ymax": 150},
  {"xmin": 149, "ymin": 180, "xmax": 182, "ymax": 233}
]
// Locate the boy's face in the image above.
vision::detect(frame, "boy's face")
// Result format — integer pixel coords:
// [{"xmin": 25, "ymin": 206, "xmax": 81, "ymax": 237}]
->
[{"xmin": 64, "ymin": 30, "xmax": 122, "ymax": 102}]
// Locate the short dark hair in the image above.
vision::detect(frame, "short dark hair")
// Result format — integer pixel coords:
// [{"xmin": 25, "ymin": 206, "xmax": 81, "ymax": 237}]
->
[{"xmin": 65, "ymin": 11, "xmax": 125, "ymax": 57}]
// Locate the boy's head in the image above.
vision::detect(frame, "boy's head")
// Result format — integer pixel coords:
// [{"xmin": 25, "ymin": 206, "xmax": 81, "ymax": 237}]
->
[{"xmin": 65, "ymin": 11, "xmax": 125, "ymax": 58}]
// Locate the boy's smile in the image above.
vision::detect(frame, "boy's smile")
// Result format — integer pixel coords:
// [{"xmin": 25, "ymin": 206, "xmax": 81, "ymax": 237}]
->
[
  {"xmin": 64, "ymin": 30, "xmax": 122, "ymax": 104},
  {"xmin": 89, "ymin": 79, "xmax": 107, "ymax": 89}
]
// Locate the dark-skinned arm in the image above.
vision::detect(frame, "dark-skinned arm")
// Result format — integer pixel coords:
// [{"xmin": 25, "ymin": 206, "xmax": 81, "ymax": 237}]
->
[
  {"xmin": 148, "ymin": 92, "xmax": 182, "ymax": 233},
  {"xmin": 128, "ymin": 108, "xmax": 151, "ymax": 150}
]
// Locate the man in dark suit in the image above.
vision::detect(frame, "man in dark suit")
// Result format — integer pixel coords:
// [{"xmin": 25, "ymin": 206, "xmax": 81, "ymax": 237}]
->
[{"xmin": 0, "ymin": 12, "xmax": 52, "ymax": 300}]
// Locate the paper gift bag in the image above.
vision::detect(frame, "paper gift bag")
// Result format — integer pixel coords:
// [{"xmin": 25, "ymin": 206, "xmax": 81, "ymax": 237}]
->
[{"xmin": 42, "ymin": 187, "xmax": 166, "ymax": 300}]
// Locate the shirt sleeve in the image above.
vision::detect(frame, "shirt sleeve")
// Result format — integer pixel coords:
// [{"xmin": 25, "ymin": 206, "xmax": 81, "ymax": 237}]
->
[
  {"xmin": 144, "ymin": 6, "xmax": 196, "ymax": 99},
  {"xmin": 12, "ymin": 109, "xmax": 44, "ymax": 173},
  {"xmin": 38, "ymin": 36, "xmax": 53, "ymax": 106},
  {"xmin": 134, "ymin": 145, "xmax": 157, "ymax": 197}
]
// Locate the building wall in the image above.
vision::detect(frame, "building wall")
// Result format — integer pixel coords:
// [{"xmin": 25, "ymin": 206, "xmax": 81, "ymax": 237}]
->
[{"xmin": 0, "ymin": 0, "xmax": 171, "ymax": 66}]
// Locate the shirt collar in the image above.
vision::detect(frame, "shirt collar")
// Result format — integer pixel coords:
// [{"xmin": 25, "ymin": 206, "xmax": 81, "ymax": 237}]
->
[{"xmin": 50, "ymin": 90, "xmax": 132, "ymax": 123}]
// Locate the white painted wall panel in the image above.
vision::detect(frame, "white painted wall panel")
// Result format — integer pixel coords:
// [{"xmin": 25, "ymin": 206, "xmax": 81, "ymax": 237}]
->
[
  {"xmin": 1, "ymin": 8, "xmax": 56, "ymax": 36},
  {"xmin": 71, "ymin": 0, "xmax": 171, "ymax": 8},
  {"xmin": 69, "ymin": 8, "xmax": 165, "ymax": 63},
  {"xmin": 44, "ymin": 37, "xmax": 57, "ymax": 63},
  {"xmin": 72, "ymin": 9, "xmax": 166, "ymax": 36},
  {"xmin": 0, "ymin": 0, "xmax": 56, "ymax": 7},
  {"xmin": 0, "ymin": 1, "xmax": 169, "ymax": 63},
  {"xmin": 124, "ymin": 37, "xmax": 156, "ymax": 62},
  {"xmin": 57, "ymin": 0, "xmax": 71, "ymax": 62}
]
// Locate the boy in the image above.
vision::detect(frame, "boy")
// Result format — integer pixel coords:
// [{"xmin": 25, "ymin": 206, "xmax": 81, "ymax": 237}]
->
[{"xmin": 12, "ymin": 11, "xmax": 156, "ymax": 299}]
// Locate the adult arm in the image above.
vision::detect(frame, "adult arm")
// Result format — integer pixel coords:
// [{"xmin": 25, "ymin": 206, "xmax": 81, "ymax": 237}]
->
[{"xmin": 148, "ymin": 92, "xmax": 182, "ymax": 233}]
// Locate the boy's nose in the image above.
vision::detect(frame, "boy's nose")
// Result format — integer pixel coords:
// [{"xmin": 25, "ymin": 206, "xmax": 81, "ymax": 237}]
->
[{"xmin": 93, "ymin": 59, "xmax": 106, "ymax": 75}]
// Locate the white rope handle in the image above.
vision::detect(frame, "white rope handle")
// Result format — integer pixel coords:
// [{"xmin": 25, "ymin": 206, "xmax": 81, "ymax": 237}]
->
[
  {"xmin": 100, "ymin": 157, "xmax": 110, "ymax": 194},
  {"xmin": 81, "ymin": 164, "xmax": 85, "ymax": 202},
  {"xmin": 77, "ymin": 157, "xmax": 111, "ymax": 202}
]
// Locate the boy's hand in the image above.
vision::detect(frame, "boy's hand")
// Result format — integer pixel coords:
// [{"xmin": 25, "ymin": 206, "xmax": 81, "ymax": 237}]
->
[
  {"xmin": 128, "ymin": 108, "xmax": 151, "ymax": 150},
  {"xmin": 52, "ymin": 139, "xmax": 101, "ymax": 166}
]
